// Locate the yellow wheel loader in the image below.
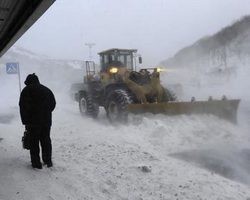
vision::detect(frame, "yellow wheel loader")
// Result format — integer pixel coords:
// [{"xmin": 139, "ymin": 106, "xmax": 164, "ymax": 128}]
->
[{"xmin": 73, "ymin": 48, "xmax": 240, "ymax": 123}]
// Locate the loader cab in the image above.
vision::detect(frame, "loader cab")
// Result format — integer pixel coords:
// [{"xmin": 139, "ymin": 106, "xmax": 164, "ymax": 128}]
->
[{"xmin": 98, "ymin": 48, "xmax": 137, "ymax": 72}]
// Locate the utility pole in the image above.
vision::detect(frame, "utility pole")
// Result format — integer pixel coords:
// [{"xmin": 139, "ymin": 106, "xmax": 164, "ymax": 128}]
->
[{"xmin": 85, "ymin": 43, "xmax": 95, "ymax": 61}]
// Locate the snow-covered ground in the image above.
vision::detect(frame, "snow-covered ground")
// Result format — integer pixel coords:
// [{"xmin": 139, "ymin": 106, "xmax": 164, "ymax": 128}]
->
[
  {"xmin": 1, "ymin": 87, "xmax": 250, "ymax": 199},
  {"xmin": 1, "ymin": 46, "xmax": 250, "ymax": 199}
]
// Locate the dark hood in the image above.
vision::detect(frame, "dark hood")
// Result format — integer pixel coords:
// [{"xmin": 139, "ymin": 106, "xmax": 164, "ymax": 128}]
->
[{"xmin": 24, "ymin": 73, "xmax": 40, "ymax": 85}]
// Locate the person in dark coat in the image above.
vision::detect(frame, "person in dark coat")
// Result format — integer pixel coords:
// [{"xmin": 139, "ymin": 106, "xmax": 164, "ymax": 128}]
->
[{"xmin": 19, "ymin": 73, "xmax": 56, "ymax": 169}]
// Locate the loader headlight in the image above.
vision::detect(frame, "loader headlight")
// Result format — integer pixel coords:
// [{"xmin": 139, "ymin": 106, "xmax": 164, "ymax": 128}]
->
[
  {"xmin": 109, "ymin": 67, "xmax": 118, "ymax": 74},
  {"xmin": 156, "ymin": 67, "xmax": 162, "ymax": 72}
]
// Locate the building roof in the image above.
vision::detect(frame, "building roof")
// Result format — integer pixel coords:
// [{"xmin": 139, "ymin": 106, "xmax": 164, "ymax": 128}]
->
[{"xmin": 0, "ymin": 0, "xmax": 55, "ymax": 57}]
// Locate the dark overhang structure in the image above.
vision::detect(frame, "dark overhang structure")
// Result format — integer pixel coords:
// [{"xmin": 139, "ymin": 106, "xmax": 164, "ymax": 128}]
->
[{"xmin": 0, "ymin": 0, "xmax": 55, "ymax": 57}]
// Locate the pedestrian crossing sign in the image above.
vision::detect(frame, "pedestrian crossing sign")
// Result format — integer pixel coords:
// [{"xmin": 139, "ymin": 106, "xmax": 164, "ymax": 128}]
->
[{"xmin": 6, "ymin": 62, "xmax": 19, "ymax": 74}]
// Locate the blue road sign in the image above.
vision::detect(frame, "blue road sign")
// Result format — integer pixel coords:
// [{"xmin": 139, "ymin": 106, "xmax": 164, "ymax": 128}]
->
[{"xmin": 6, "ymin": 62, "xmax": 19, "ymax": 74}]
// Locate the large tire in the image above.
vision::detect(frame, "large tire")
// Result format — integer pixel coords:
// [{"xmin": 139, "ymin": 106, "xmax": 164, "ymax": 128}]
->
[
  {"xmin": 105, "ymin": 89, "xmax": 133, "ymax": 123},
  {"xmin": 162, "ymin": 88, "xmax": 177, "ymax": 102},
  {"xmin": 79, "ymin": 94, "xmax": 99, "ymax": 118}
]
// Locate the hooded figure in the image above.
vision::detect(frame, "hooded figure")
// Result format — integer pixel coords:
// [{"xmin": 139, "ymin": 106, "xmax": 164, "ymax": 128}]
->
[{"xmin": 19, "ymin": 73, "xmax": 56, "ymax": 169}]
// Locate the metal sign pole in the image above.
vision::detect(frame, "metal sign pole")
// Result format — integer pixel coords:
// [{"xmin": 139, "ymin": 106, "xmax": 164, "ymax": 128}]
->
[
  {"xmin": 17, "ymin": 63, "xmax": 21, "ymax": 94},
  {"xmin": 6, "ymin": 62, "xmax": 21, "ymax": 94}
]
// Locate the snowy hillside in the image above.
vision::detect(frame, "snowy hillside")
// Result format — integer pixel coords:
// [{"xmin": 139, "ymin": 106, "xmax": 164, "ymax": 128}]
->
[
  {"xmin": 0, "ymin": 46, "xmax": 84, "ymax": 94},
  {"xmin": 160, "ymin": 16, "xmax": 250, "ymax": 101},
  {"xmin": 1, "ymin": 43, "xmax": 250, "ymax": 199}
]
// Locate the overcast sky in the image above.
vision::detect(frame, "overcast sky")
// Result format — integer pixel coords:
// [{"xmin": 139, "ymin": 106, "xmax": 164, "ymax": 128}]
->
[{"xmin": 15, "ymin": 0, "xmax": 250, "ymax": 66}]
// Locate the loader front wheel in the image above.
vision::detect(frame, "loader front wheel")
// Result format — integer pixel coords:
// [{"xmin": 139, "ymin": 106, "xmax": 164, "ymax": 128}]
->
[
  {"xmin": 79, "ymin": 94, "xmax": 99, "ymax": 118},
  {"xmin": 106, "ymin": 89, "xmax": 133, "ymax": 123}
]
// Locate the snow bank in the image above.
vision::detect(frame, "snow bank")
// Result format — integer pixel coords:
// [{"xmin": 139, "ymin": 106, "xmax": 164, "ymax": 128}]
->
[{"xmin": 1, "ymin": 94, "xmax": 250, "ymax": 199}]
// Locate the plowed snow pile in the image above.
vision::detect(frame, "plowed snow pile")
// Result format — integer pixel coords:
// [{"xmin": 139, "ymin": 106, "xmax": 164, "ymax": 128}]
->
[{"xmin": 1, "ymin": 92, "xmax": 250, "ymax": 200}]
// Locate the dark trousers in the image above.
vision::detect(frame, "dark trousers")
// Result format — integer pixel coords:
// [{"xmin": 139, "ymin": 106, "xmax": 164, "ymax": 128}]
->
[{"xmin": 28, "ymin": 126, "xmax": 52, "ymax": 165}]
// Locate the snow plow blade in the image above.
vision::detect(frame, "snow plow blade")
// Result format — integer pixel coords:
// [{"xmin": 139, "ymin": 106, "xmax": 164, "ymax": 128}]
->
[{"xmin": 128, "ymin": 99, "xmax": 240, "ymax": 123}]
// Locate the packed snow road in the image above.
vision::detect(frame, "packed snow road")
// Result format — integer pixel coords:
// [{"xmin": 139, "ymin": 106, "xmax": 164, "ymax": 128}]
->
[{"xmin": 1, "ymin": 95, "xmax": 250, "ymax": 200}]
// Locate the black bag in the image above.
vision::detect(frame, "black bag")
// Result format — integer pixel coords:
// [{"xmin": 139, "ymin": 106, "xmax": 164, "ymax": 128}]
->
[{"xmin": 22, "ymin": 130, "xmax": 30, "ymax": 150}]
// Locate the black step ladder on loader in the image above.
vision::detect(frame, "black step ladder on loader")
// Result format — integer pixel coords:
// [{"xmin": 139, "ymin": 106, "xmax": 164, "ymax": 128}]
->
[{"xmin": 84, "ymin": 61, "xmax": 96, "ymax": 83}]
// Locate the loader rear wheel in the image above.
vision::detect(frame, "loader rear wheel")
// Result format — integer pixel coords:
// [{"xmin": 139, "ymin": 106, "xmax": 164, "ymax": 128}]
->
[
  {"xmin": 79, "ymin": 94, "xmax": 99, "ymax": 118},
  {"xmin": 106, "ymin": 89, "xmax": 133, "ymax": 123}
]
